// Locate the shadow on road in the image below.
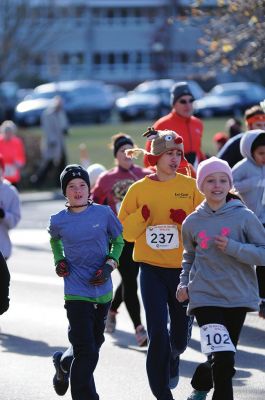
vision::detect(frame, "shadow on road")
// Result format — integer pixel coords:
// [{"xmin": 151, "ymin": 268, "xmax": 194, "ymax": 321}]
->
[
  {"xmin": 107, "ymin": 325, "xmax": 264, "ymax": 387},
  {"xmin": 13, "ymin": 244, "xmax": 50, "ymax": 252},
  {"xmin": 238, "ymin": 322, "xmax": 265, "ymax": 347},
  {"xmin": 0, "ymin": 332, "xmax": 66, "ymax": 357},
  {"xmin": 107, "ymin": 329, "xmax": 147, "ymax": 353}
]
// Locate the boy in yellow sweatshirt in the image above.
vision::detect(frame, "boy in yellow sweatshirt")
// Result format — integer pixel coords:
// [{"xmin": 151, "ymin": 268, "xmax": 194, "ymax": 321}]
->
[{"xmin": 118, "ymin": 128, "xmax": 204, "ymax": 400}]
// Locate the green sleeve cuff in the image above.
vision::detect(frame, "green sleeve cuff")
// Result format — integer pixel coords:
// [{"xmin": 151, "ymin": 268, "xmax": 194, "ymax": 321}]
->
[
  {"xmin": 108, "ymin": 234, "xmax": 124, "ymax": 264},
  {"xmin": 50, "ymin": 237, "xmax": 65, "ymax": 264}
]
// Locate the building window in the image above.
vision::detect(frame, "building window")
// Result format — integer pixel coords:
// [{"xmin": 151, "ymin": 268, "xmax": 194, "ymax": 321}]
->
[
  {"xmin": 47, "ymin": 6, "xmax": 55, "ymax": 19},
  {"xmin": 92, "ymin": 9, "xmax": 100, "ymax": 18},
  {"xmin": 106, "ymin": 8, "xmax": 114, "ymax": 23},
  {"xmin": 121, "ymin": 8, "xmax": 128, "ymax": 19},
  {"xmin": 62, "ymin": 53, "xmax": 70, "ymax": 65},
  {"xmin": 60, "ymin": 6, "xmax": 69, "ymax": 18},
  {"xmin": 75, "ymin": 6, "xmax": 86, "ymax": 18},
  {"xmin": 17, "ymin": 4, "xmax": 27, "ymax": 19},
  {"xmin": 33, "ymin": 54, "xmax": 43, "ymax": 66},
  {"xmin": 93, "ymin": 53, "xmax": 101, "ymax": 65},
  {"xmin": 173, "ymin": 52, "xmax": 188, "ymax": 63},
  {"xmin": 146, "ymin": 8, "xmax": 157, "ymax": 23},
  {"xmin": 134, "ymin": 8, "xmax": 142, "ymax": 20},
  {"xmin": 179, "ymin": 52, "xmax": 188, "ymax": 63},
  {"xmin": 76, "ymin": 53, "xmax": 84, "ymax": 65},
  {"xmin": 121, "ymin": 52, "xmax": 129, "ymax": 65},
  {"xmin": 108, "ymin": 53, "xmax": 115, "ymax": 65},
  {"xmin": 135, "ymin": 51, "xmax": 142, "ymax": 67}
]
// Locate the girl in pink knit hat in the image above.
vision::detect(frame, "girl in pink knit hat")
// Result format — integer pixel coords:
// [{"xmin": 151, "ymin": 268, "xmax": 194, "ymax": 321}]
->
[{"xmin": 177, "ymin": 156, "xmax": 265, "ymax": 400}]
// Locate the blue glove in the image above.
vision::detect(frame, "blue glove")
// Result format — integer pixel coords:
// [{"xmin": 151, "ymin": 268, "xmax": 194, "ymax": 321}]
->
[{"xmin": 89, "ymin": 262, "xmax": 115, "ymax": 286}]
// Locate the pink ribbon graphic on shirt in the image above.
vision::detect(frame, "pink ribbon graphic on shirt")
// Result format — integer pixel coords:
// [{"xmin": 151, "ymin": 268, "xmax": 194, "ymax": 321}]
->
[
  {"xmin": 198, "ymin": 227, "xmax": 231, "ymax": 249},
  {"xmin": 220, "ymin": 227, "xmax": 231, "ymax": 237},
  {"xmin": 198, "ymin": 230, "xmax": 211, "ymax": 249}
]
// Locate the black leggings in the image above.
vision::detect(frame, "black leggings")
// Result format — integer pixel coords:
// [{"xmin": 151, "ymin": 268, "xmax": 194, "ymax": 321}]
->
[
  {"xmin": 256, "ymin": 265, "xmax": 265, "ymax": 298},
  {"xmin": 34, "ymin": 153, "xmax": 67, "ymax": 187},
  {"xmin": 110, "ymin": 241, "xmax": 142, "ymax": 329},
  {"xmin": 191, "ymin": 306, "xmax": 247, "ymax": 400},
  {"xmin": 256, "ymin": 224, "xmax": 265, "ymax": 299}
]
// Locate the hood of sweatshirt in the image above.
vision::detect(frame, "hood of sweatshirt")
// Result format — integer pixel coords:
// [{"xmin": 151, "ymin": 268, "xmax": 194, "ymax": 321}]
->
[
  {"xmin": 195, "ymin": 198, "xmax": 246, "ymax": 218},
  {"xmin": 240, "ymin": 129, "xmax": 265, "ymax": 162},
  {"xmin": 182, "ymin": 196, "xmax": 262, "ymax": 314}
]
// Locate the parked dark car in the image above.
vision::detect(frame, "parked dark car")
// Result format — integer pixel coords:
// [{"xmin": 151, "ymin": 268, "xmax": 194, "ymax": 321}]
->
[
  {"xmin": 193, "ymin": 82, "xmax": 265, "ymax": 118},
  {"xmin": 115, "ymin": 79, "xmax": 205, "ymax": 122},
  {"xmin": 14, "ymin": 80, "xmax": 114, "ymax": 127}
]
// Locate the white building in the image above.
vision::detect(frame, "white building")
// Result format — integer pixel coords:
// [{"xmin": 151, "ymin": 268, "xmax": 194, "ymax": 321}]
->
[{"xmin": 1, "ymin": 0, "xmax": 221, "ymax": 86}]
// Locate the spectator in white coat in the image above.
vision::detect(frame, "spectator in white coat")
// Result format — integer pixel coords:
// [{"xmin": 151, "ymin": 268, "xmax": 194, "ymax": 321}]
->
[{"xmin": 30, "ymin": 96, "xmax": 69, "ymax": 188}]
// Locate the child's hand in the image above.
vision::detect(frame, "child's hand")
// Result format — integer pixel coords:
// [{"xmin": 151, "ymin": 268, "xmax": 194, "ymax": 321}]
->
[
  {"xmin": 214, "ymin": 235, "xmax": 228, "ymax": 252},
  {"xmin": 55, "ymin": 259, "xmax": 69, "ymax": 277},
  {"xmin": 141, "ymin": 205, "xmax": 150, "ymax": 221},
  {"xmin": 89, "ymin": 260, "xmax": 116, "ymax": 286},
  {"xmin": 176, "ymin": 286, "xmax": 189, "ymax": 303},
  {"xmin": 169, "ymin": 208, "xmax": 186, "ymax": 224}
]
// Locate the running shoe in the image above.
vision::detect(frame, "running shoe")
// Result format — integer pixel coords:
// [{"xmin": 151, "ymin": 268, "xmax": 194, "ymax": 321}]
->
[
  {"xmin": 259, "ymin": 300, "xmax": 265, "ymax": 319},
  {"xmin": 52, "ymin": 351, "xmax": 69, "ymax": 396},
  {"xmin": 187, "ymin": 389, "xmax": 209, "ymax": 400},
  {"xmin": 135, "ymin": 325, "xmax": 148, "ymax": 347},
  {"xmin": 169, "ymin": 355, "xmax": 179, "ymax": 389},
  {"xmin": 105, "ymin": 310, "xmax": 117, "ymax": 333}
]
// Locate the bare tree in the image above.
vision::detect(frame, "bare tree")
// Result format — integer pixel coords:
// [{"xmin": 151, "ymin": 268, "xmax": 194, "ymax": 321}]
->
[
  {"xmin": 173, "ymin": 0, "xmax": 265, "ymax": 83},
  {"xmin": 0, "ymin": 0, "xmax": 57, "ymax": 83}
]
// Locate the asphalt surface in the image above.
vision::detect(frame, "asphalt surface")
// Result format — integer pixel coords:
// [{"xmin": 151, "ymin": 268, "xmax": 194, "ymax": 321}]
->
[{"xmin": 0, "ymin": 191, "xmax": 264, "ymax": 400}]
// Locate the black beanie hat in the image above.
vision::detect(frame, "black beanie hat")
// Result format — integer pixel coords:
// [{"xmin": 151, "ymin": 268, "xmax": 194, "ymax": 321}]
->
[
  {"xmin": 170, "ymin": 81, "xmax": 193, "ymax": 107},
  {"xmin": 113, "ymin": 135, "xmax": 134, "ymax": 157},
  {"xmin": 60, "ymin": 164, "xmax": 90, "ymax": 196}
]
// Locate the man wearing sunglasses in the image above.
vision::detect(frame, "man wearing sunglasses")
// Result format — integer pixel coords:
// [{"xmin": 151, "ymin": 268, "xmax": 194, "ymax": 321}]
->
[{"xmin": 145, "ymin": 81, "xmax": 205, "ymax": 167}]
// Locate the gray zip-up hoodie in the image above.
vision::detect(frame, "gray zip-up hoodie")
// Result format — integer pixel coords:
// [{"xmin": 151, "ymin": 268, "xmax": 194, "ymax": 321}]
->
[
  {"xmin": 0, "ymin": 179, "xmax": 21, "ymax": 259},
  {"xmin": 179, "ymin": 199, "xmax": 265, "ymax": 315},
  {"xmin": 232, "ymin": 129, "xmax": 265, "ymax": 224}
]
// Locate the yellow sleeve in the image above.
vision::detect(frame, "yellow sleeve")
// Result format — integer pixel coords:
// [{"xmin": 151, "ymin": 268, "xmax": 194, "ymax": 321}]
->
[
  {"xmin": 194, "ymin": 187, "xmax": 205, "ymax": 207},
  {"xmin": 118, "ymin": 185, "xmax": 148, "ymax": 242}
]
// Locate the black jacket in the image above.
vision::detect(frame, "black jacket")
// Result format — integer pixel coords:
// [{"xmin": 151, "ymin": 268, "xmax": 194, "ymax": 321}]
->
[
  {"xmin": 0, "ymin": 251, "xmax": 10, "ymax": 315},
  {"xmin": 217, "ymin": 133, "xmax": 243, "ymax": 168}
]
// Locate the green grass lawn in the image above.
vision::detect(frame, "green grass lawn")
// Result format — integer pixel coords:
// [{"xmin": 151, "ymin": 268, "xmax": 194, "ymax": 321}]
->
[
  {"xmin": 57, "ymin": 117, "xmax": 228, "ymax": 169},
  {"xmin": 20, "ymin": 116, "xmax": 229, "ymax": 189}
]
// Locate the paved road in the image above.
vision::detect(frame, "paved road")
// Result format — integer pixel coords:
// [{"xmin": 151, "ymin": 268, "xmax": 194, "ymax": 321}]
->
[{"xmin": 0, "ymin": 194, "xmax": 264, "ymax": 399}]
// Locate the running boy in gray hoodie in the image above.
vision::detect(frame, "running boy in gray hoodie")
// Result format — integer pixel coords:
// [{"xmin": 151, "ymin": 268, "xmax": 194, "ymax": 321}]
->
[
  {"xmin": 232, "ymin": 129, "xmax": 265, "ymax": 319},
  {"xmin": 177, "ymin": 157, "xmax": 265, "ymax": 400}
]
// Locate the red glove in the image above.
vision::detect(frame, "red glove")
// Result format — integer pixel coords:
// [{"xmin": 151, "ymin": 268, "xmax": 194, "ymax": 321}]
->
[
  {"xmin": 142, "ymin": 205, "xmax": 150, "ymax": 221},
  {"xmin": 169, "ymin": 209, "xmax": 187, "ymax": 224},
  {"xmin": 55, "ymin": 260, "xmax": 70, "ymax": 277},
  {"xmin": 89, "ymin": 263, "xmax": 114, "ymax": 286}
]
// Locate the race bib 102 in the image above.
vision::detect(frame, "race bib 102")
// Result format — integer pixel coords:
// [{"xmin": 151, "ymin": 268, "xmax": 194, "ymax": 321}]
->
[
  {"xmin": 200, "ymin": 323, "xmax": 236, "ymax": 354},
  {"xmin": 146, "ymin": 225, "xmax": 179, "ymax": 250}
]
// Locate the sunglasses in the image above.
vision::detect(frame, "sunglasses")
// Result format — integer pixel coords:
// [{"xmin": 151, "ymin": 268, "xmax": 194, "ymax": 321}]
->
[{"xmin": 177, "ymin": 98, "xmax": 194, "ymax": 105}]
